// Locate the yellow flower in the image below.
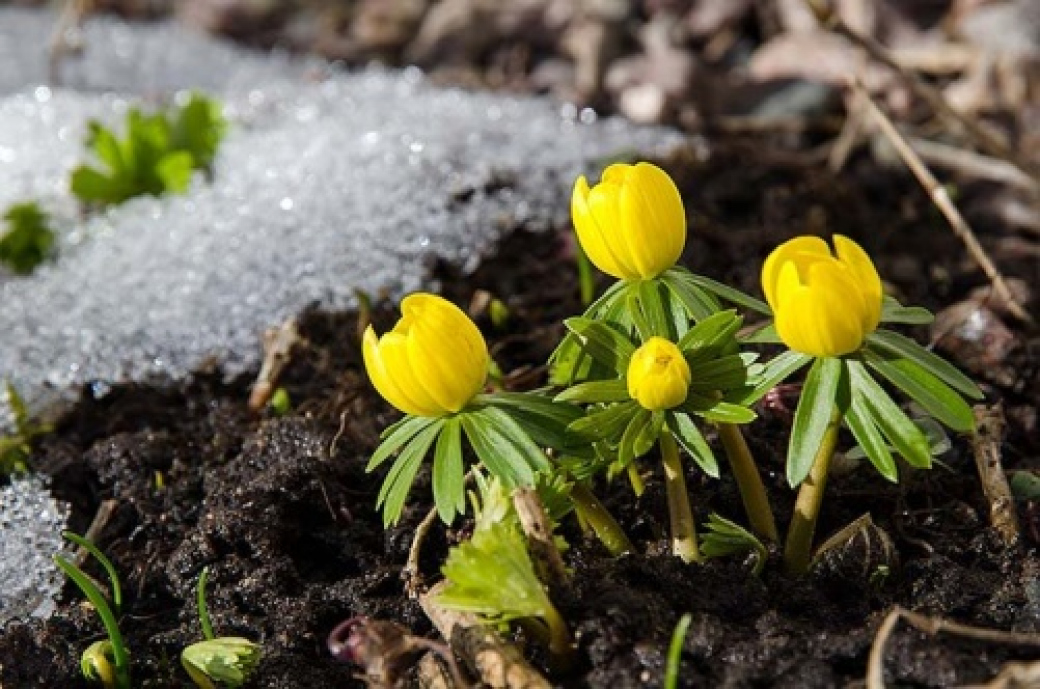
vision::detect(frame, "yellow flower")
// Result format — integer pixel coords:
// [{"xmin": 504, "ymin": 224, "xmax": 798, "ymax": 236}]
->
[
  {"xmin": 627, "ymin": 337, "xmax": 691, "ymax": 411},
  {"xmin": 761, "ymin": 235, "xmax": 882, "ymax": 358},
  {"xmin": 572, "ymin": 162, "xmax": 686, "ymax": 281},
  {"xmin": 363, "ymin": 293, "xmax": 489, "ymax": 417}
]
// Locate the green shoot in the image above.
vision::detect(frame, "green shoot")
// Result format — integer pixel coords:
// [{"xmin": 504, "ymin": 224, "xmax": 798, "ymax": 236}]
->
[
  {"xmin": 664, "ymin": 613, "xmax": 693, "ymax": 689},
  {"xmin": 434, "ymin": 522, "xmax": 574, "ymax": 671},
  {"xmin": 0, "ymin": 202, "xmax": 55, "ymax": 274},
  {"xmin": 71, "ymin": 93, "xmax": 226, "ymax": 206},
  {"xmin": 699, "ymin": 513, "xmax": 768, "ymax": 576},
  {"xmin": 182, "ymin": 567, "xmax": 261, "ymax": 688},
  {"xmin": 1, "ymin": 381, "xmax": 51, "ymax": 475},
  {"xmin": 53, "ymin": 532, "xmax": 130, "ymax": 689}
]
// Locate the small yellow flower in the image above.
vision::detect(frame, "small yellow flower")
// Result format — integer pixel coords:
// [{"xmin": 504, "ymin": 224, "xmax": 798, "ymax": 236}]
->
[
  {"xmin": 627, "ymin": 337, "xmax": 691, "ymax": 411},
  {"xmin": 761, "ymin": 235, "xmax": 882, "ymax": 358},
  {"xmin": 363, "ymin": 293, "xmax": 489, "ymax": 417},
  {"xmin": 572, "ymin": 162, "xmax": 686, "ymax": 281}
]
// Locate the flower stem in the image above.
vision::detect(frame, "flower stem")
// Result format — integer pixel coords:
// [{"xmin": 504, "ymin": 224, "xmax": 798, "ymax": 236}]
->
[
  {"xmin": 716, "ymin": 422, "xmax": 779, "ymax": 542},
  {"xmin": 569, "ymin": 481, "xmax": 635, "ymax": 556},
  {"xmin": 783, "ymin": 410, "xmax": 842, "ymax": 574},
  {"xmin": 659, "ymin": 430, "xmax": 701, "ymax": 563},
  {"xmin": 543, "ymin": 601, "xmax": 576, "ymax": 674}
]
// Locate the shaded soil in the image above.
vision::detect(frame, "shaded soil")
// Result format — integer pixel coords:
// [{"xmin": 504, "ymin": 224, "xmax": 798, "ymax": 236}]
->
[{"xmin": 2, "ymin": 144, "xmax": 1039, "ymax": 687}]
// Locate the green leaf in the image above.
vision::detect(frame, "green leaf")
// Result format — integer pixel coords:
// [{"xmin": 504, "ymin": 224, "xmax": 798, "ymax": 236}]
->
[
  {"xmin": 788, "ymin": 357, "xmax": 843, "ymax": 487},
  {"xmin": 549, "ymin": 282, "xmax": 630, "ymax": 385},
  {"xmin": 563, "ymin": 317, "xmax": 636, "ymax": 375},
  {"xmin": 677, "ymin": 310, "xmax": 742, "ymax": 358},
  {"xmin": 377, "ymin": 420, "xmax": 444, "ymax": 526},
  {"xmin": 634, "ymin": 279, "xmax": 674, "ymax": 339},
  {"xmin": 618, "ymin": 408, "xmax": 653, "ymax": 468},
  {"xmin": 660, "ymin": 268, "xmax": 721, "ymax": 321},
  {"xmin": 848, "ymin": 360, "xmax": 932, "ymax": 469},
  {"xmin": 0, "ymin": 202, "xmax": 55, "ymax": 274},
  {"xmin": 462, "ymin": 408, "xmax": 544, "ymax": 489},
  {"xmin": 687, "ymin": 354, "xmax": 751, "ymax": 393},
  {"xmin": 666, "ymin": 412, "xmax": 718, "ymax": 477},
  {"xmin": 844, "ymin": 393, "xmax": 898, "ymax": 482},
  {"xmin": 554, "ymin": 379, "xmax": 630, "ymax": 404},
  {"xmin": 866, "ymin": 330, "xmax": 982, "ymax": 400},
  {"xmin": 71, "ymin": 165, "xmax": 129, "ymax": 204},
  {"xmin": 484, "ymin": 391, "xmax": 588, "ymax": 454},
  {"xmin": 862, "ymin": 351, "xmax": 975, "ymax": 432},
  {"xmin": 367, "ymin": 415, "xmax": 440, "ymax": 471},
  {"xmin": 1009, "ymin": 472, "xmax": 1040, "ymax": 501},
  {"xmin": 687, "ymin": 272, "xmax": 771, "ymax": 315},
  {"xmin": 435, "ymin": 523, "xmax": 553, "ymax": 623},
  {"xmin": 568, "ymin": 400, "xmax": 640, "ymax": 441},
  {"xmin": 739, "ymin": 321, "xmax": 781, "ymax": 344},
  {"xmin": 155, "ymin": 151, "xmax": 194, "ymax": 193},
  {"xmin": 696, "ymin": 401, "xmax": 757, "ymax": 425},
  {"xmin": 699, "ymin": 512, "xmax": 768, "ymax": 575},
  {"xmin": 880, "ymin": 296, "xmax": 934, "ymax": 325},
  {"xmin": 171, "ymin": 93, "xmax": 227, "ymax": 170},
  {"xmin": 734, "ymin": 350, "xmax": 812, "ymax": 406},
  {"xmin": 432, "ymin": 417, "xmax": 465, "ymax": 524}
]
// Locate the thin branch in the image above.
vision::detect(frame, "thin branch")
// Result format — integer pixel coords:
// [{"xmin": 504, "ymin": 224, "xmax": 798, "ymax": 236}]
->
[
  {"xmin": 971, "ymin": 404, "xmax": 1021, "ymax": 546},
  {"xmin": 852, "ymin": 79, "xmax": 1033, "ymax": 325},
  {"xmin": 803, "ymin": 0, "xmax": 1038, "ymax": 183}
]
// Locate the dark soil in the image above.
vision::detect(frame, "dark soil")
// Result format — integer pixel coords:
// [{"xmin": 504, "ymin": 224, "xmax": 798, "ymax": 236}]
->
[{"xmin": 2, "ymin": 143, "xmax": 1039, "ymax": 688}]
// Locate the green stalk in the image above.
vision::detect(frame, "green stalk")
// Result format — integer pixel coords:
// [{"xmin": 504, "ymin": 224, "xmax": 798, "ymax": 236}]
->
[
  {"xmin": 196, "ymin": 567, "xmax": 215, "ymax": 641},
  {"xmin": 543, "ymin": 601, "xmax": 576, "ymax": 673},
  {"xmin": 660, "ymin": 430, "xmax": 701, "ymax": 563},
  {"xmin": 569, "ymin": 481, "xmax": 635, "ymax": 556},
  {"xmin": 716, "ymin": 422, "xmax": 779, "ymax": 542},
  {"xmin": 783, "ymin": 411, "xmax": 842, "ymax": 574}
]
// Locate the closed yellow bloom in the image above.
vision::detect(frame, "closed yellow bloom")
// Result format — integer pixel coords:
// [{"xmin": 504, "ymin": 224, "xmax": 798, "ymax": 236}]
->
[
  {"xmin": 363, "ymin": 293, "xmax": 489, "ymax": 417},
  {"xmin": 761, "ymin": 235, "xmax": 882, "ymax": 358},
  {"xmin": 627, "ymin": 337, "xmax": 691, "ymax": 411},
  {"xmin": 572, "ymin": 162, "xmax": 686, "ymax": 281}
]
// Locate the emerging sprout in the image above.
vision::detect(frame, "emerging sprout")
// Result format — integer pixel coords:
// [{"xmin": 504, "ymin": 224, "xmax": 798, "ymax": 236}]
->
[
  {"xmin": 434, "ymin": 522, "xmax": 575, "ymax": 671},
  {"xmin": 182, "ymin": 567, "xmax": 261, "ymax": 688},
  {"xmin": 0, "ymin": 202, "xmax": 55, "ymax": 274},
  {"xmin": 80, "ymin": 640, "xmax": 117, "ymax": 689},
  {"xmin": 182, "ymin": 639, "xmax": 261, "ymax": 689}
]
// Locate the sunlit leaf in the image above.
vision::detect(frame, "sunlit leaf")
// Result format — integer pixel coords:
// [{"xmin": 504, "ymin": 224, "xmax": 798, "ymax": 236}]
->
[{"xmin": 788, "ymin": 357, "xmax": 843, "ymax": 487}]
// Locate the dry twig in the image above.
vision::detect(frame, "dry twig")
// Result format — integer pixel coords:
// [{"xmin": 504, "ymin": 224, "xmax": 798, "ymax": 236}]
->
[
  {"xmin": 867, "ymin": 606, "xmax": 1040, "ymax": 688},
  {"xmin": 248, "ymin": 318, "xmax": 302, "ymax": 412},
  {"xmin": 971, "ymin": 404, "xmax": 1021, "ymax": 546},
  {"xmin": 852, "ymin": 79, "xmax": 1033, "ymax": 325},
  {"xmin": 513, "ymin": 488, "xmax": 569, "ymax": 589},
  {"xmin": 804, "ymin": 0, "xmax": 1038, "ymax": 183},
  {"xmin": 420, "ymin": 582, "xmax": 550, "ymax": 689}
]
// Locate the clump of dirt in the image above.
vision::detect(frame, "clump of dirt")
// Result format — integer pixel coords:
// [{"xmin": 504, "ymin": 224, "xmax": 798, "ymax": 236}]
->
[{"xmin": 2, "ymin": 147, "xmax": 1038, "ymax": 688}]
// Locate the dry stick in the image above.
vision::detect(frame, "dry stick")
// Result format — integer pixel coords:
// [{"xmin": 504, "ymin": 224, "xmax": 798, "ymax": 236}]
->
[
  {"xmin": 905, "ymin": 136, "xmax": 1040, "ymax": 194},
  {"xmin": 74, "ymin": 498, "xmax": 118, "ymax": 569},
  {"xmin": 971, "ymin": 404, "xmax": 1021, "ymax": 546},
  {"xmin": 803, "ymin": 0, "xmax": 1038, "ymax": 183},
  {"xmin": 866, "ymin": 606, "xmax": 1040, "ymax": 689},
  {"xmin": 513, "ymin": 488, "xmax": 569, "ymax": 589},
  {"xmin": 420, "ymin": 582, "xmax": 551, "ymax": 689},
  {"xmin": 247, "ymin": 317, "xmax": 302, "ymax": 412},
  {"xmin": 403, "ymin": 505, "xmax": 443, "ymax": 599},
  {"xmin": 852, "ymin": 80, "xmax": 1034, "ymax": 325}
]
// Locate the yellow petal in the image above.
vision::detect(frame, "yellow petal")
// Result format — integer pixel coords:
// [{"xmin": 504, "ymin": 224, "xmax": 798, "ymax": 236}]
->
[
  {"xmin": 363, "ymin": 327, "xmax": 436, "ymax": 416},
  {"xmin": 586, "ymin": 179, "xmax": 641, "ymax": 279},
  {"xmin": 627, "ymin": 337, "xmax": 690, "ymax": 411},
  {"xmin": 617, "ymin": 163, "xmax": 685, "ymax": 278},
  {"xmin": 761, "ymin": 236, "xmax": 829, "ymax": 310},
  {"xmin": 833, "ymin": 234, "xmax": 882, "ymax": 333},
  {"xmin": 403, "ymin": 295, "xmax": 488, "ymax": 412},
  {"xmin": 572, "ymin": 175, "xmax": 632, "ymax": 280},
  {"xmin": 378, "ymin": 332, "xmax": 446, "ymax": 416}
]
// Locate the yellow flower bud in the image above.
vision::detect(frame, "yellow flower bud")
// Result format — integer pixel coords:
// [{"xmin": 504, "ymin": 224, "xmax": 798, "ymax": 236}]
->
[
  {"xmin": 627, "ymin": 337, "xmax": 691, "ymax": 411},
  {"xmin": 761, "ymin": 235, "xmax": 882, "ymax": 358},
  {"xmin": 571, "ymin": 162, "xmax": 686, "ymax": 281},
  {"xmin": 363, "ymin": 293, "xmax": 489, "ymax": 417}
]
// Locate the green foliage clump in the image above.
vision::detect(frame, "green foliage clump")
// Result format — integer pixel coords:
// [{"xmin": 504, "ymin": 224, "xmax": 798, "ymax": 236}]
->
[
  {"xmin": 0, "ymin": 202, "xmax": 55, "ymax": 274},
  {"xmin": 71, "ymin": 93, "xmax": 226, "ymax": 206},
  {"xmin": 0, "ymin": 382, "xmax": 51, "ymax": 475}
]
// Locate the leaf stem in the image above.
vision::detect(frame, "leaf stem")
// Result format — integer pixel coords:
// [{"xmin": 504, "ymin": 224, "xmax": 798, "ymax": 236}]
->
[
  {"xmin": 196, "ymin": 567, "xmax": 215, "ymax": 641},
  {"xmin": 543, "ymin": 601, "xmax": 576, "ymax": 673},
  {"xmin": 660, "ymin": 430, "xmax": 701, "ymax": 563},
  {"xmin": 783, "ymin": 410, "xmax": 842, "ymax": 574},
  {"xmin": 569, "ymin": 481, "xmax": 635, "ymax": 556},
  {"xmin": 716, "ymin": 422, "xmax": 779, "ymax": 542},
  {"xmin": 626, "ymin": 461, "xmax": 646, "ymax": 497}
]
